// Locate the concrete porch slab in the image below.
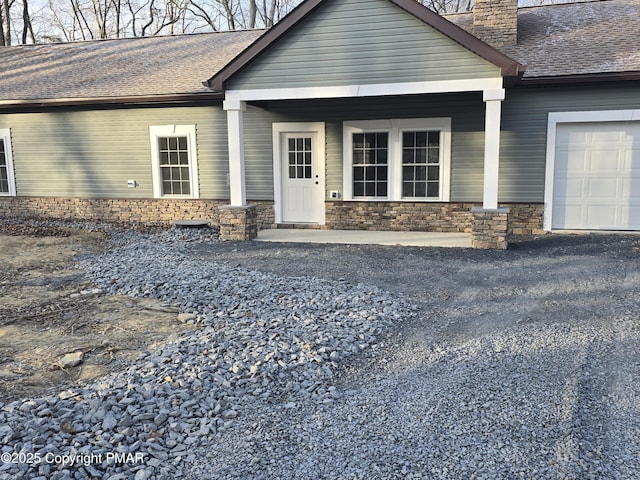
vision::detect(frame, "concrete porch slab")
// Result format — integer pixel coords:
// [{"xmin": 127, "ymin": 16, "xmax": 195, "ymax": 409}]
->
[{"xmin": 254, "ymin": 229, "xmax": 472, "ymax": 248}]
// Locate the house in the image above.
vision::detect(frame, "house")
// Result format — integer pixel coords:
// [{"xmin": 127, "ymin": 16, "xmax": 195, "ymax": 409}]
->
[{"xmin": 1, "ymin": 0, "xmax": 639, "ymax": 248}]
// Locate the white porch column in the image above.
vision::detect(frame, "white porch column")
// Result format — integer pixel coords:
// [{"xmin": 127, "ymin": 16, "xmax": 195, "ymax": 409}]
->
[
  {"xmin": 482, "ymin": 89, "xmax": 505, "ymax": 210},
  {"xmin": 224, "ymin": 99, "xmax": 247, "ymax": 206}
]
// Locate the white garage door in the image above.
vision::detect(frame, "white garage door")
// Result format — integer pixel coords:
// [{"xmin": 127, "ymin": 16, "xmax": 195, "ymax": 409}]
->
[{"xmin": 553, "ymin": 121, "xmax": 640, "ymax": 230}]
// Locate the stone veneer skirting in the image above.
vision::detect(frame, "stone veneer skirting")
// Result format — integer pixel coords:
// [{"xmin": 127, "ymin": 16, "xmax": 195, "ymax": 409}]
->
[
  {"xmin": 0, "ymin": 197, "xmax": 275, "ymax": 231},
  {"xmin": 324, "ymin": 201, "xmax": 544, "ymax": 236},
  {"xmin": 0, "ymin": 197, "xmax": 544, "ymax": 239}
]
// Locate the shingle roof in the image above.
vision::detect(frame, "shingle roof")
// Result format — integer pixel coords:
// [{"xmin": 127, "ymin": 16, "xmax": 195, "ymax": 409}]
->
[
  {"xmin": 0, "ymin": 0, "xmax": 638, "ymax": 105},
  {"xmin": 0, "ymin": 30, "xmax": 263, "ymax": 103},
  {"xmin": 445, "ymin": 0, "xmax": 640, "ymax": 79}
]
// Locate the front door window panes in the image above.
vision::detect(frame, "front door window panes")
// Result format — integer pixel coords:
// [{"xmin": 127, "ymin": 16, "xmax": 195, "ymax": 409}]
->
[{"xmin": 288, "ymin": 137, "xmax": 312, "ymax": 179}]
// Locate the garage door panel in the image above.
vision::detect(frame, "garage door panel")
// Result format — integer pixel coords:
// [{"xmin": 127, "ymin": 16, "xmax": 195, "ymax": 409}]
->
[
  {"xmin": 587, "ymin": 177, "xmax": 620, "ymax": 200},
  {"xmin": 553, "ymin": 121, "xmax": 640, "ymax": 230},
  {"xmin": 559, "ymin": 177, "xmax": 586, "ymax": 199},
  {"xmin": 589, "ymin": 149, "xmax": 624, "ymax": 172},
  {"xmin": 561, "ymin": 150, "xmax": 587, "ymax": 172}
]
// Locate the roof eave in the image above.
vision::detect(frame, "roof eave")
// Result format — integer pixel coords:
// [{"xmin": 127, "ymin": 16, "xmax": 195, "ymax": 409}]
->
[
  {"xmin": 0, "ymin": 92, "xmax": 225, "ymax": 111},
  {"xmin": 206, "ymin": 0, "xmax": 525, "ymax": 92},
  {"xmin": 518, "ymin": 71, "xmax": 640, "ymax": 86}
]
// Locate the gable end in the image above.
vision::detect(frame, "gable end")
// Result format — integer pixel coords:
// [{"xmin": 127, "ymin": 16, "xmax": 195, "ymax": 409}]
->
[{"xmin": 207, "ymin": 0, "xmax": 523, "ymax": 92}]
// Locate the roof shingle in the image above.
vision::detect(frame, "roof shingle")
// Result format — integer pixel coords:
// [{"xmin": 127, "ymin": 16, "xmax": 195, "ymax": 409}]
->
[
  {"xmin": 445, "ymin": 0, "xmax": 640, "ymax": 78},
  {"xmin": 0, "ymin": 30, "xmax": 263, "ymax": 102},
  {"xmin": 1, "ymin": 0, "xmax": 639, "ymax": 104}
]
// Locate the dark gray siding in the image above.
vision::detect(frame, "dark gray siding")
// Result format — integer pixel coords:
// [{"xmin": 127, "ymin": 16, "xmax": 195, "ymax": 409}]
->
[
  {"xmin": 265, "ymin": 94, "xmax": 487, "ymax": 202},
  {"xmin": 501, "ymin": 84, "xmax": 640, "ymax": 202},
  {"xmin": 228, "ymin": 0, "xmax": 500, "ymax": 91}
]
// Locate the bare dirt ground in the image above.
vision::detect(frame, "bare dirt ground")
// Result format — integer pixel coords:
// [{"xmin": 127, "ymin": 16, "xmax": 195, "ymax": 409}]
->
[{"xmin": 0, "ymin": 224, "xmax": 186, "ymax": 403}]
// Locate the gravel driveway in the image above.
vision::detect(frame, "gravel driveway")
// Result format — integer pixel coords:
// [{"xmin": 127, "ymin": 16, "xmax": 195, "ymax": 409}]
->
[
  {"xmin": 185, "ymin": 233, "xmax": 640, "ymax": 479},
  {"xmin": 1, "ymin": 226, "xmax": 639, "ymax": 480}
]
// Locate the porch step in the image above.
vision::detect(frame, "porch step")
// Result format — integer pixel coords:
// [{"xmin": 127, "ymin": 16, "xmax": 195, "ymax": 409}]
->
[{"xmin": 273, "ymin": 223, "xmax": 327, "ymax": 230}]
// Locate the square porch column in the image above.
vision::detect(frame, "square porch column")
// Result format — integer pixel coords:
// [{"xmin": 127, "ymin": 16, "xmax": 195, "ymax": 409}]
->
[
  {"xmin": 221, "ymin": 99, "xmax": 257, "ymax": 241},
  {"xmin": 224, "ymin": 99, "xmax": 247, "ymax": 207},
  {"xmin": 472, "ymin": 88, "xmax": 510, "ymax": 249}
]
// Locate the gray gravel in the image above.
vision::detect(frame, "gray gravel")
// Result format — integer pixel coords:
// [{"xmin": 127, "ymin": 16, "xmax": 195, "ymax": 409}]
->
[
  {"xmin": 1, "ymin": 224, "xmax": 639, "ymax": 479},
  {"xmin": 0, "ymin": 225, "xmax": 411, "ymax": 480},
  {"xmin": 184, "ymin": 233, "xmax": 640, "ymax": 479}
]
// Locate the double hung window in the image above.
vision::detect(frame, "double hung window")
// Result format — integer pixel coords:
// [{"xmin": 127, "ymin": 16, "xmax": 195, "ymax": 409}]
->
[
  {"xmin": 343, "ymin": 118, "xmax": 450, "ymax": 202},
  {"xmin": 0, "ymin": 129, "xmax": 16, "ymax": 196},
  {"xmin": 149, "ymin": 125, "xmax": 199, "ymax": 199}
]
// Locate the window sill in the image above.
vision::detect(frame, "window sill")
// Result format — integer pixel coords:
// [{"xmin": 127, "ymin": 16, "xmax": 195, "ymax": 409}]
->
[{"xmin": 345, "ymin": 197, "xmax": 447, "ymax": 202}]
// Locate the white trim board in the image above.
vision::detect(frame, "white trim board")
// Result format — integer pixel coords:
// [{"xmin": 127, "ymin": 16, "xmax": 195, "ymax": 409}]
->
[
  {"xmin": 149, "ymin": 124, "xmax": 200, "ymax": 199},
  {"xmin": 544, "ymin": 109, "xmax": 640, "ymax": 230},
  {"xmin": 225, "ymin": 78, "xmax": 503, "ymax": 105}
]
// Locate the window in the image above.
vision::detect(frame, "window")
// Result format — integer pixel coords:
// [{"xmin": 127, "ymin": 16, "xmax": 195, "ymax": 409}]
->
[
  {"xmin": 402, "ymin": 131, "xmax": 440, "ymax": 199},
  {"xmin": 343, "ymin": 119, "xmax": 450, "ymax": 202},
  {"xmin": 352, "ymin": 132, "xmax": 388, "ymax": 197},
  {"xmin": 0, "ymin": 129, "xmax": 16, "ymax": 197},
  {"xmin": 288, "ymin": 137, "xmax": 313, "ymax": 179},
  {"xmin": 149, "ymin": 125, "xmax": 199, "ymax": 199}
]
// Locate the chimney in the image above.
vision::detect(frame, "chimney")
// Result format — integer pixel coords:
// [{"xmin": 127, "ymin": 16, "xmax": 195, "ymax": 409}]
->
[{"xmin": 473, "ymin": 0, "xmax": 518, "ymax": 48}]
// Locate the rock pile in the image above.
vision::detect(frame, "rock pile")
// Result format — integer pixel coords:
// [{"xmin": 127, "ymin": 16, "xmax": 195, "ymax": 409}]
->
[{"xmin": 0, "ymin": 227, "xmax": 411, "ymax": 479}]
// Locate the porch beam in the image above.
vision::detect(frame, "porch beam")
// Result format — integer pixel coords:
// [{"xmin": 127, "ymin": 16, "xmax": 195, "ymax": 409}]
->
[
  {"xmin": 224, "ymin": 77, "xmax": 503, "ymax": 103},
  {"xmin": 224, "ymin": 100, "xmax": 247, "ymax": 206},
  {"xmin": 482, "ymin": 89, "xmax": 505, "ymax": 210}
]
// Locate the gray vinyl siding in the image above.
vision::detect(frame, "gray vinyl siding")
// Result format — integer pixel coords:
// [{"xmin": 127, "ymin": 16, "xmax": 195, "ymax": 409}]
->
[
  {"xmin": 244, "ymin": 108, "xmax": 284, "ymax": 200},
  {"xmin": 500, "ymin": 84, "xmax": 640, "ymax": 202},
  {"xmin": 266, "ymin": 94, "xmax": 486, "ymax": 202},
  {"xmin": 325, "ymin": 122, "xmax": 343, "ymax": 197},
  {"xmin": 228, "ymin": 0, "xmax": 500, "ymax": 91},
  {"xmin": 0, "ymin": 105, "xmax": 274, "ymax": 200}
]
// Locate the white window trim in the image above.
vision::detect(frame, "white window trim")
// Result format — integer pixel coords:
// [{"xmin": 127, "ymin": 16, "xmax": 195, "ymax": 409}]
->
[
  {"xmin": 149, "ymin": 125, "xmax": 199, "ymax": 199},
  {"xmin": 544, "ymin": 109, "xmax": 640, "ymax": 230},
  {"xmin": 0, "ymin": 128, "xmax": 16, "ymax": 197},
  {"xmin": 343, "ymin": 118, "xmax": 451, "ymax": 202}
]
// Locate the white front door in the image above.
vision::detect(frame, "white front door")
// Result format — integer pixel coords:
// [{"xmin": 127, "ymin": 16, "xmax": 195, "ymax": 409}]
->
[{"xmin": 273, "ymin": 123, "xmax": 325, "ymax": 224}]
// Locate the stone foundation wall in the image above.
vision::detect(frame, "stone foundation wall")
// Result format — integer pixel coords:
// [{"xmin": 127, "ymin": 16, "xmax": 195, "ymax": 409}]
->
[
  {"xmin": 0, "ymin": 197, "xmax": 544, "ymax": 239},
  {"xmin": 0, "ymin": 197, "xmax": 276, "ymax": 230},
  {"xmin": 325, "ymin": 202, "xmax": 476, "ymax": 233},
  {"xmin": 325, "ymin": 201, "xmax": 544, "ymax": 236},
  {"xmin": 505, "ymin": 203, "xmax": 545, "ymax": 235}
]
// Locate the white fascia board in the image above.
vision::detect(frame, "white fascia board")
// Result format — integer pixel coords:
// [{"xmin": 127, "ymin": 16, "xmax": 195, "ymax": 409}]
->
[{"xmin": 225, "ymin": 78, "xmax": 503, "ymax": 103}]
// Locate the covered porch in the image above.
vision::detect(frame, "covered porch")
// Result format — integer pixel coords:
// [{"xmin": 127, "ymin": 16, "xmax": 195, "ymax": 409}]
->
[{"xmin": 206, "ymin": 0, "xmax": 525, "ymax": 249}]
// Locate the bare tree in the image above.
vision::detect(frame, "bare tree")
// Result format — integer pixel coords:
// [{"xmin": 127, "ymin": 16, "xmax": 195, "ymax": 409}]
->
[
  {"xmin": 1, "ymin": 0, "xmax": 12, "ymax": 45},
  {"xmin": 0, "ymin": 0, "xmax": 478, "ymax": 45},
  {"xmin": 21, "ymin": 0, "xmax": 35, "ymax": 43}
]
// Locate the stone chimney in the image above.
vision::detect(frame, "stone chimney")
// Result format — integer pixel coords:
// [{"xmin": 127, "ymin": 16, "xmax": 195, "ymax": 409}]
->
[{"xmin": 473, "ymin": 0, "xmax": 518, "ymax": 48}]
